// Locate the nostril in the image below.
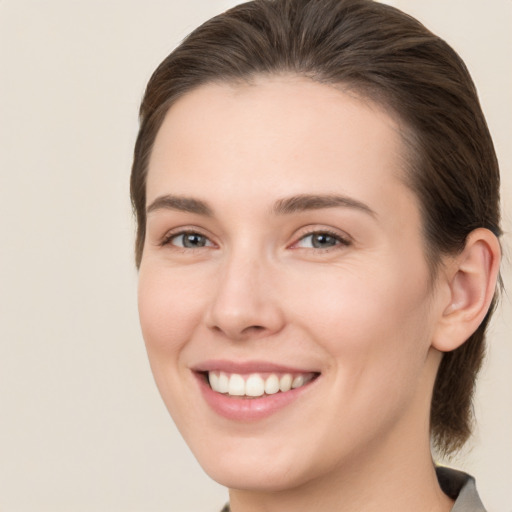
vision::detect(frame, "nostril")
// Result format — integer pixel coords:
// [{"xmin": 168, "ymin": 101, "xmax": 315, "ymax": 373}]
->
[
  {"xmin": 209, "ymin": 323, "xmax": 269, "ymax": 341},
  {"xmin": 210, "ymin": 324, "xmax": 263, "ymax": 333},
  {"xmin": 242, "ymin": 325, "xmax": 265, "ymax": 334}
]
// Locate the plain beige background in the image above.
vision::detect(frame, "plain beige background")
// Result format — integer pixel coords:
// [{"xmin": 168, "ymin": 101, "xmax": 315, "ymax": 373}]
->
[{"xmin": 0, "ymin": 1, "xmax": 510, "ymax": 511}]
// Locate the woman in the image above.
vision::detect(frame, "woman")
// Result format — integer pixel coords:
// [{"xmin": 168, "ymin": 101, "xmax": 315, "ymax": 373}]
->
[{"xmin": 130, "ymin": 1, "xmax": 502, "ymax": 510}]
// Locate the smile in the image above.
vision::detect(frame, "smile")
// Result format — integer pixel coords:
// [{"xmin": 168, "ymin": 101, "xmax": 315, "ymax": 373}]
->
[
  {"xmin": 208, "ymin": 371, "xmax": 317, "ymax": 397},
  {"xmin": 193, "ymin": 361, "xmax": 321, "ymax": 420}
]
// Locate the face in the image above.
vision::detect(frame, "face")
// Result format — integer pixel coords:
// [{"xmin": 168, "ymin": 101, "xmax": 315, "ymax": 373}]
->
[{"xmin": 138, "ymin": 76, "xmax": 444, "ymax": 491}]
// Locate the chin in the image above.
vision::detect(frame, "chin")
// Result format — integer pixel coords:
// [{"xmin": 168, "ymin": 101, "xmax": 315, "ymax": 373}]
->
[
  {"xmin": 203, "ymin": 461, "xmax": 305, "ymax": 492},
  {"xmin": 189, "ymin": 437, "xmax": 324, "ymax": 492}
]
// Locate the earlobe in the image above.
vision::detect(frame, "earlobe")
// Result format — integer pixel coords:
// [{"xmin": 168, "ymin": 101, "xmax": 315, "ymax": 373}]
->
[{"xmin": 432, "ymin": 228, "xmax": 501, "ymax": 353}]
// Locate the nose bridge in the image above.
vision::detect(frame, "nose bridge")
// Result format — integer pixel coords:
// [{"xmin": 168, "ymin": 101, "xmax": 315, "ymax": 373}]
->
[{"xmin": 206, "ymin": 242, "xmax": 283, "ymax": 340}]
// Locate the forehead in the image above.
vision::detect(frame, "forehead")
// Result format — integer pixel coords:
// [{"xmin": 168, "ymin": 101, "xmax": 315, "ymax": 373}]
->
[{"xmin": 147, "ymin": 76, "xmax": 416, "ymax": 222}]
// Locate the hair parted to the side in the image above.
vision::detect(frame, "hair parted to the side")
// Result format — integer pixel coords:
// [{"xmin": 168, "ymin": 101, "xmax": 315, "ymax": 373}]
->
[{"xmin": 130, "ymin": 0, "xmax": 501, "ymax": 455}]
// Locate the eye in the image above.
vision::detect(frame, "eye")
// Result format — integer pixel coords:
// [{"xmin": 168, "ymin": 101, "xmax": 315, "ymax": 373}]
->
[
  {"xmin": 164, "ymin": 231, "xmax": 214, "ymax": 249},
  {"xmin": 294, "ymin": 231, "xmax": 350, "ymax": 250}
]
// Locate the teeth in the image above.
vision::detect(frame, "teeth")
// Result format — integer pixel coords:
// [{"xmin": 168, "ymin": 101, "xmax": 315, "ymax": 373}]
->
[
  {"xmin": 209, "ymin": 371, "xmax": 219, "ymax": 391},
  {"xmin": 279, "ymin": 374, "xmax": 292, "ymax": 392},
  {"xmin": 208, "ymin": 371, "xmax": 314, "ymax": 397},
  {"xmin": 217, "ymin": 372, "xmax": 229, "ymax": 393},
  {"xmin": 292, "ymin": 375, "xmax": 305, "ymax": 389},
  {"xmin": 246, "ymin": 374, "xmax": 265, "ymax": 397},
  {"xmin": 264, "ymin": 374, "xmax": 280, "ymax": 395},
  {"xmin": 229, "ymin": 374, "xmax": 245, "ymax": 396}
]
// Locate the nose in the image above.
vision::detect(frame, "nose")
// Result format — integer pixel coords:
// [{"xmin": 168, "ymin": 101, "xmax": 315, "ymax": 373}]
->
[{"xmin": 205, "ymin": 250, "xmax": 285, "ymax": 341}]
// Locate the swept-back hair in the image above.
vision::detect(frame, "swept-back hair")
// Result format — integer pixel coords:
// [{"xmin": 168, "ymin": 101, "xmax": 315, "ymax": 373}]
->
[{"xmin": 130, "ymin": 0, "xmax": 501, "ymax": 455}]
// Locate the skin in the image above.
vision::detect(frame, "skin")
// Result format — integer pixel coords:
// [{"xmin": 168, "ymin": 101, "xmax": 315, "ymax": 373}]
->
[{"xmin": 137, "ymin": 76, "xmax": 487, "ymax": 512}]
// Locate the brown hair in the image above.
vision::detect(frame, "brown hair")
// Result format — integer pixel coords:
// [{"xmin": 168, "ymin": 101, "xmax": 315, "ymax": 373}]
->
[{"xmin": 130, "ymin": 0, "xmax": 501, "ymax": 455}]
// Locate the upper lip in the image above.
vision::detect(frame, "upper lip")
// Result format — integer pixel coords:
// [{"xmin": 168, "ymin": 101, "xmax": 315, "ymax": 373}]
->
[{"xmin": 191, "ymin": 359, "xmax": 319, "ymax": 374}]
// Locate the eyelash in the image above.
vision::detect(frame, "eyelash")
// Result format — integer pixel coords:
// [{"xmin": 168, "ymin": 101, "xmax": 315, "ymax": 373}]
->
[
  {"xmin": 160, "ymin": 229, "xmax": 214, "ymax": 250},
  {"xmin": 291, "ymin": 229, "xmax": 351, "ymax": 251},
  {"xmin": 159, "ymin": 228, "xmax": 351, "ymax": 252}
]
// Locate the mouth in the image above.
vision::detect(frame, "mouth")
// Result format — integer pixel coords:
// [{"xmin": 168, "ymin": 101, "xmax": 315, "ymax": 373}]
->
[
  {"xmin": 204, "ymin": 371, "xmax": 318, "ymax": 398},
  {"xmin": 192, "ymin": 360, "xmax": 321, "ymax": 420}
]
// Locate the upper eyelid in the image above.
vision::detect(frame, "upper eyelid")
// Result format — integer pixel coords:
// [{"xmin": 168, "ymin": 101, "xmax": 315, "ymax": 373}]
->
[
  {"xmin": 292, "ymin": 226, "xmax": 352, "ymax": 243},
  {"xmin": 299, "ymin": 231, "xmax": 347, "ymax": 242},
  {"xmin": 157, "ymin": 225, "xmax": 352, "ymax": 248},
  {"xmin": 291, "ymin": 233, "xmax": 351, "ymax": 250},
  {"xmin": 160, "ymin": 227, "xmax": 216, "ymax": 247}
]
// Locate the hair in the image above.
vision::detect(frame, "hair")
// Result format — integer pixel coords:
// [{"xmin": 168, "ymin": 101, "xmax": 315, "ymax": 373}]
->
[{"xmin": 130, "ymin": 0, "xmax": 501, "ymax": 455}]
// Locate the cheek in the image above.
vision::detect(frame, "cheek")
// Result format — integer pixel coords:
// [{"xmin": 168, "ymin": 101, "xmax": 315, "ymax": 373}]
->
[
  {"xmin": 293, "ymin": 268, "xmax": 435, "ymax": 455},
  {"xmin": 137, "ymin": 265, "xmax": 212, "ymax": 425},
  {"xmin": 137, "ymin": 265, "xmax": 205, "ymax": 360},
  {"xmin": 295, "ymin": 259, "xmax": 435, "ymax": 388}
]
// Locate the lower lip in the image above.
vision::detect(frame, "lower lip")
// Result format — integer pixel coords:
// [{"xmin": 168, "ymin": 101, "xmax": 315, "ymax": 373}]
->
[{"xmin": 195, "ymin": 373, "xmax": 318, "ymax": 421}]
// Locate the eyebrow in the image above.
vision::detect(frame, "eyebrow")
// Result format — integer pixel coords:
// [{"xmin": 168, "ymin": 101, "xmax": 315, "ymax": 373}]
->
[
  {"xmin": 146, "ymin": 193, "xmax": 376, "ymax": 218},
  {"xmin": 272, "ymin": 194, "xmax": 376, "ymax": 217},
  {"xmin": 146, "ymin": 195, "xmax": 213, "ymax": 216}
]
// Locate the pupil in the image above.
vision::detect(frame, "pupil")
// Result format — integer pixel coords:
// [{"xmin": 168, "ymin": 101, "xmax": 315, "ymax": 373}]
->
[
  {"xmin": 184, "ymin": 234, "xmax": 205, "ymax": 247},
  {"xmin": 313, "ymin": 233, "xmax": 336, "ymax": 248}
]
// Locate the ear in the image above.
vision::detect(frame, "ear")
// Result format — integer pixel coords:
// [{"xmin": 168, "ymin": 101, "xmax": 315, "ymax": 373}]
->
[{"xmin": 432, "ymin": 228, "xmax": 501, "ymax": 352}]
